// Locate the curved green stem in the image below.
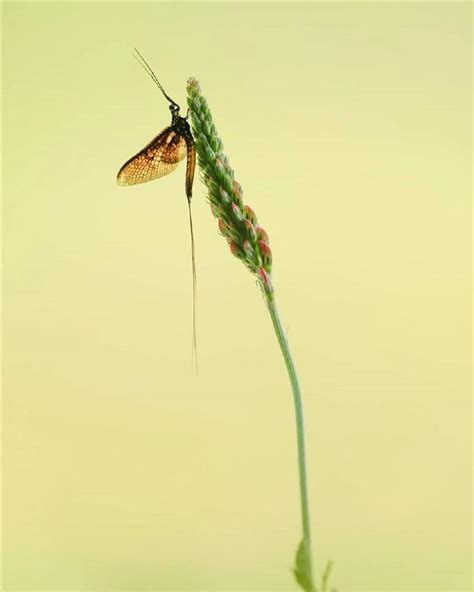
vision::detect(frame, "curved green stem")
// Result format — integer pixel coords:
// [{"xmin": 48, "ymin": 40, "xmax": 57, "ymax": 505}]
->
[
  {"xmin": 267, "ymin": 303, "xmax": 315, "ymax": 592},
  {"xmin": 185, "ymin": 77, "xmax": 328, "ymax": 591}
]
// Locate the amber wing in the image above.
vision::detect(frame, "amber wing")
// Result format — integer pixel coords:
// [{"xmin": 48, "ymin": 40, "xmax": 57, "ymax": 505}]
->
[{"xmin": 117, "ymin": 128, "xmax": 187, "ymax": 186}]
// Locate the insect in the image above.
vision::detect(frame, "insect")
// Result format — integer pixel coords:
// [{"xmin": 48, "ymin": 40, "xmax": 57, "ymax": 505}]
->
[{"xmin": 117, "ymin": 49, "xmax": 197, "ymax": 362}]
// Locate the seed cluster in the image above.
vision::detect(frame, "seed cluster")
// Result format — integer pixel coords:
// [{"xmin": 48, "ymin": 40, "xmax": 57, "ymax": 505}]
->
[{"xmin": 186, "ymin": 78, "xmax": 274, "ymax": 302}]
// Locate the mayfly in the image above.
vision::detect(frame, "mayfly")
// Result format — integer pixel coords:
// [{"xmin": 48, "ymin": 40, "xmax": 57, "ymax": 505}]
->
[{"xmin": 117, "ymin": 49, "xmax": 197, "ymax": 361}]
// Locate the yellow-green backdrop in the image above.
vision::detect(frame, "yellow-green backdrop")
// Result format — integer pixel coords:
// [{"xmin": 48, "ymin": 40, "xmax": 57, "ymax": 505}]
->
[{"xmin": 2, "ymin": 2, "xmax": 471, "ymax": 591}]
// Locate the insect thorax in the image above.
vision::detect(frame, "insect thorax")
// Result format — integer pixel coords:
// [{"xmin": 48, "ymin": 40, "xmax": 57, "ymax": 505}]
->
[{"xmin": 172, "ymin": 116, "xmax": 191, "ymax": 135}]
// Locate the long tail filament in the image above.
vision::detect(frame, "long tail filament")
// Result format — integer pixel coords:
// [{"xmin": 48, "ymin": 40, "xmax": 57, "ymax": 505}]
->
[{"xmin": 187, "ymin": 199, "xmax": 198, "ymax": 372}]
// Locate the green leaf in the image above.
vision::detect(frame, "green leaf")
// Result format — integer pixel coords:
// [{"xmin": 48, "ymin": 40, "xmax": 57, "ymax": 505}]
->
[
  {"xmin": 293, "ymin": 539, "xmax": 315, "ymax": 592},
  {"xmin": 321, "ymin": 560, "xmax": 333, "ymax": 592}
]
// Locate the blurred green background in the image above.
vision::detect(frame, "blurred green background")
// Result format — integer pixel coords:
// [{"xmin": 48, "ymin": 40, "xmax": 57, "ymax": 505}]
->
[{"xmin": 2, "ymin": 2, "xmax": 471, "ymax": 591}]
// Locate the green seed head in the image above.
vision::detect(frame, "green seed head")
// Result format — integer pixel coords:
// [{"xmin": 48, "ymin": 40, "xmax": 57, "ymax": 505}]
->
[{"xmin": 187, "ymin": 78, "xmax": 274, "ymax": 300}]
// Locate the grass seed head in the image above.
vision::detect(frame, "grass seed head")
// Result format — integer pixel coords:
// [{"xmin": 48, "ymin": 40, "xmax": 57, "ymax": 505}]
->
[{"xmin": 187, "ymin": 78, "xmax": 274, "ymax": 302}]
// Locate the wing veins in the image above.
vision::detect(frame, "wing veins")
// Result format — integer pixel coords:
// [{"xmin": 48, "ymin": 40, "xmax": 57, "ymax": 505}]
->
[{"xmin": 117, "ymin": 127, "xmax": 186, "ymax": 186}]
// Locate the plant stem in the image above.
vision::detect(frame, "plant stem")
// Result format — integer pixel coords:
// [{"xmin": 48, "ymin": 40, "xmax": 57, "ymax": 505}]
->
[{"xmin": 267, "ymin": 302, "xmax": 315, "ymax": 590}]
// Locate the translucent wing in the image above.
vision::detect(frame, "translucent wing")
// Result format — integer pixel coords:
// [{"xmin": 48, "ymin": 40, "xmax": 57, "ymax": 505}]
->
[{"xmin": 117, "ymin": 127, "xmax": 187, "ymax": 186}]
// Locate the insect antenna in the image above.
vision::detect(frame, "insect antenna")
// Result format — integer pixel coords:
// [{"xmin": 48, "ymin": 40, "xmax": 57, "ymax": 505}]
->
[{"xmin": 133, "ymin": 48, "xmax": 179, "ymax": 107}]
